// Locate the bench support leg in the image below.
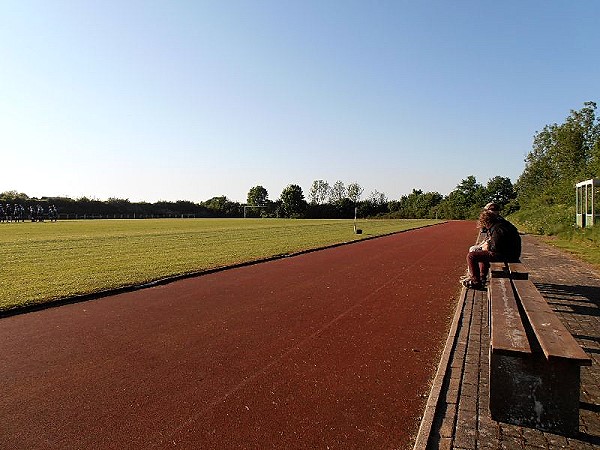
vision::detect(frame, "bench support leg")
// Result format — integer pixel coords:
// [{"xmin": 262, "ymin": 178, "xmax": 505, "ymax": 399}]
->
[{"xmin": 489, "ymin": 349, "xmax": 581, "ymax": 436}]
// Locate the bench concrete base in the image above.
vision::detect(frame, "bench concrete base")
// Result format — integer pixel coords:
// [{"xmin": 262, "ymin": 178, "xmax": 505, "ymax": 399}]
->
[{"xmin": 489, "ymin": 349, "xmax": 581, "ymax": 436}]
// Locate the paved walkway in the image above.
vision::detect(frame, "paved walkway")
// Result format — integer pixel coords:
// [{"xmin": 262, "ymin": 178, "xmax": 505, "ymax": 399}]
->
[{"xmin": 416, "ymin": 235, "xmax": 600, "ymax": 449}]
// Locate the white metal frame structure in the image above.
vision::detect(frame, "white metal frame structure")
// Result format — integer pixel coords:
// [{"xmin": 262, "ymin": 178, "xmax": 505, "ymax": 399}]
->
[
  {"xmin": 243, "ymin": 205, "xmax": 267, "ymax": 218},
  {"xmin": 576, "ymin": 178, "xmax": 600, "ymax": 227}
]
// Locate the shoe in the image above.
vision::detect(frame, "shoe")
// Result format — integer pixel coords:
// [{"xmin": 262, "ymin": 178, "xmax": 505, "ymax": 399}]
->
[{"xmin": 461, "ymin": 278, "xmax": 484, "ymax": 290}]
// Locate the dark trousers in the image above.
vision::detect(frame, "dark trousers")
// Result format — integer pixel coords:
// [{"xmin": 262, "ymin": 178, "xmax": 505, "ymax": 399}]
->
[{"xmin": 467, "ymin": 250, "xmax": 500, "ymax": 282}]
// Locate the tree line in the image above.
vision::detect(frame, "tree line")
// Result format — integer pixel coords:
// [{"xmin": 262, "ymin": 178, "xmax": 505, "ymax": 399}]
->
[
  {"xmin": 511, "ymin": 101, "xmax": 600, "ymax": 234},
  {"xmin": 515, "ymin": 101, "xmax": 599, "ymax": 207},
  {"xmin": 0, "ymin": 174, "xmax": 515, "ymax": 221},
  {"xmin": 2, "ymin": 101, "xmax": 595, "ymax": 223}
]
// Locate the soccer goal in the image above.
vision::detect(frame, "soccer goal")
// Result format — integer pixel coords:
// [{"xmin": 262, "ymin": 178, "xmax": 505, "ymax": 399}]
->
[{"xmin": 243, "ymin": 205, "xmax": 268, "ymax": 218}]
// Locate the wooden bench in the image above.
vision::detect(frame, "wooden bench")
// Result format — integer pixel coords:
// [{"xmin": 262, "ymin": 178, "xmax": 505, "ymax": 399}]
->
[{"xmin": 488, "ymin": 262, "xmax": 592, "ymax": 436}]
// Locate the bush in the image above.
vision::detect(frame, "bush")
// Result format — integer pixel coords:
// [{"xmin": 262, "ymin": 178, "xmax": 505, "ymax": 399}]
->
[
  {"xmin": 509, "ymin": 204, "xmax": 600, "ymax": 270},
  {"xmin": 508, "ymin": 204, "xmax": 575, "ymax": 235}
]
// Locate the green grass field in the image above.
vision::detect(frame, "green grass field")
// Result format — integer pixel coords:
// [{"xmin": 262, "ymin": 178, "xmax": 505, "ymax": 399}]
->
[{"xmin": 0, "ymin": 218, "xmax": 440, "ymax": 312}]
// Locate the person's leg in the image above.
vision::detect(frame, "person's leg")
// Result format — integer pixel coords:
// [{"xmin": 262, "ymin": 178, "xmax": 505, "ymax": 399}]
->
[
  {"xmin": 467, "ymin": 251, "xmax": 483, "ymax": 282},
  {"xmin": 480, "ymin": 252, "xmax": 500, "ymax": 282},
  {"xmin": 480, "ymin": 261, "xmax": 489, "ymax": 282},
  {"xmin": 467, "ymin": 250, "xmax": 494, "ymax": 286}
]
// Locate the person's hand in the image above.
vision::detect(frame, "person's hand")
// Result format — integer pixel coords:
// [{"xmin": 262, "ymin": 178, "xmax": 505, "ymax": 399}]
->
[{"xmin": 481, "ymin": 240, "xmax": 489, "ymax": 251}]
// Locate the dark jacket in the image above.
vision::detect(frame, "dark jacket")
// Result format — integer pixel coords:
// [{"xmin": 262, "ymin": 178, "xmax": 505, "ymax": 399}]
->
[{"xmin": 488, "ymin": 218, "xmax": 521, "ymax": 262}]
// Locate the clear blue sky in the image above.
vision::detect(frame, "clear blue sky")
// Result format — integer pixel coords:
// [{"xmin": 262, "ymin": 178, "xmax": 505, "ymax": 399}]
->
[{"xmin": 1, "ymin": 1, "xmax": 598, "ymax": 203}]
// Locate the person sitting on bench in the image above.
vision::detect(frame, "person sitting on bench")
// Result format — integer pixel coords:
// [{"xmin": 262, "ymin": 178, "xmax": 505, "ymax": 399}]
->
[{"xmin": 462, "ymin": 210, "xmax": 521, "ymax": 290}]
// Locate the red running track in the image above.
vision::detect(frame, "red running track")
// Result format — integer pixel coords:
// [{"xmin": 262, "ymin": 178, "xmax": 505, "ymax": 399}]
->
[{"xmin": 0, "ymin": 221, "xmax": 476, "ymax": 449}]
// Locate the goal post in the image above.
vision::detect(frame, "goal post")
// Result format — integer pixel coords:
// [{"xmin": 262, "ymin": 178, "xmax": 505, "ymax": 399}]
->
[{"xmin": 243, "ymin": 205, "xmax": 267, "ymax": 218}]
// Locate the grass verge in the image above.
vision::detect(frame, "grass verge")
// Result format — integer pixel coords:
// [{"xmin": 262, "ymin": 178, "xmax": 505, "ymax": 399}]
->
[
  {"xmin": 539, "ymin": 227, "xmax": 600, "ymax": 269},
  {"xmin": 509, "ymin": 206, "xmax": 600, "ymax": 271},
  {"xmin": 0, "ymin": 218, "xmax": 440, "ymax": 313}
]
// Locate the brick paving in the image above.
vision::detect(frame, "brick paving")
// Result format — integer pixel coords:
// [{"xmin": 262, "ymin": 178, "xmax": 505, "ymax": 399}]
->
[{"xmin": 418, "ymin": 235, "xmax": 600, "ymax": 449}]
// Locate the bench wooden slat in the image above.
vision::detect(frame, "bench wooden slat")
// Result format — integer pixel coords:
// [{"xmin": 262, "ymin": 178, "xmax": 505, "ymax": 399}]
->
[
  {"xmin": 489, "ymin": 277, "xmax": 531, "ymax": 355},
  {"xmin": 512, "ymin": 278, "xmax": 592, "ymax": 365},
  {"xmin": 490, "ymin": 262, "xmax": 507, "ymax": 278},
  {"xmin": 507, "ymin": 262, "xmax": 528, "ymax": 279}
]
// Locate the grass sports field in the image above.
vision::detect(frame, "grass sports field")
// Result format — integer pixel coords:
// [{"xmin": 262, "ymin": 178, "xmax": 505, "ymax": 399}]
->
[{"xmin": 0, "ymin": 218, "xmax": 440, "ymax": 313}]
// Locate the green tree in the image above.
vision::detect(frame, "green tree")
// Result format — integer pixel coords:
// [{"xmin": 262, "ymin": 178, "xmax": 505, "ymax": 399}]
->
[
  {"xmin": 106, "ymin": 198, "xmax": 132, "ymax": 214},
  {"xmin": 329, "ymin": 181, "xmax": 346, "ymax": 204},
  {"xmin": 396, "ymin": 189, "xmax": 443, "ymax": 218},
  {"xmin": 279, "ymin": 184, "xmax": 307, "ymax": 218},
  {"xmin": 347, "ymin": 182, "xmax": 364, "ymax": 203},
  {"xmin": 485, "ymin": 176, "xmax": 515, "ymax": 206},
  {"xmin": 0, "ymin": 191, "xmax": 30, "ymax": 202},
  {"xmin": 203, "ymin": 196, "xmax": 241, "ymax": 217},
  {"xmin": 590, "ymin": 134, "xmax": 600, "ymax": 178},
  {"xmin": 517, "ymin": 101, "xmax": 599, "ymax": 206},
  {"xmin": 365, "ymin": 190, "xmax": 389, "ymax": 216},
  {"xmin": 437, "ymin": 176, "xmax": 485, "ymax": 219},
  {"xmin": 309, "ymin": 180, "xmax": 330, "ymax": 205},
  {"xmin": 247, "ymin": 185, "xmax": 269, "ymax": 206},
  {"xmin": 368, "ymin": 190, "xmax": 387, "ymax": 206}
]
